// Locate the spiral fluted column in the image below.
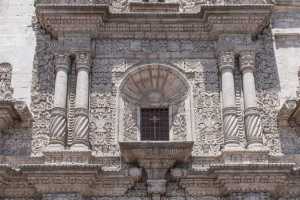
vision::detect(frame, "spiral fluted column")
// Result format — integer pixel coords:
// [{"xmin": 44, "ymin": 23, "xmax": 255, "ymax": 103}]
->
[
  {"xmin": 218, "ymin": 51, "xmax": 241, "ymax": 150},
  {"xmin": 48, "ymin": 54, "xmax": 70, "ymax": 151},
  {"xmin": 71, "ymin": 52, "xmax": 91, "ymax": 151},
  {"xmin": 239, "ymin": 50, "xmax": 263, "ymax": 149}
]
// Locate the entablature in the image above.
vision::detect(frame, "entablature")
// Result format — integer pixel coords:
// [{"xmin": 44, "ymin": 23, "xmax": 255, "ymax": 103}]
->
[{"xmin": 35, "ymin": 2, "xmax": 272, "ymax": 40}]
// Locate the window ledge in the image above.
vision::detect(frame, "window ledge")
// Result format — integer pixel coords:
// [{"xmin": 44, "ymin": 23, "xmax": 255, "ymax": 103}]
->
[{"xmin": 119, "ymin": 141, "xmax": 193, "ymax": 164}]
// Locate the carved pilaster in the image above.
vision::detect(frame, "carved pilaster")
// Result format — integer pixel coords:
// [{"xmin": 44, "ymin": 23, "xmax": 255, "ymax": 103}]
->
[
  {"xmin": 218, "ymin": 51, "xmax": 242, "ymax": 150},
  {"xmin": 239, "ymin": 50, "xmax": 264, "ymax": 149}
]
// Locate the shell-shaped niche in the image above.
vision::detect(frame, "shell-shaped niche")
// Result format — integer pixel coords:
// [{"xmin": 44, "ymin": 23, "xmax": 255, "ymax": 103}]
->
[{"xmin": 120, "ymin": 64, "xmax": 189, "ymax": 107}]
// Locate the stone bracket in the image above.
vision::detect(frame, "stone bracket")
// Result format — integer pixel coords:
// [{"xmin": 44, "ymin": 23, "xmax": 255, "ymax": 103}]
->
[
  {"xmin": 0, "ymin": 101, "xmax": 32, "ymax": 129},
  {"xmin": 279, "ymin": 99, "xmax": 300, "ymax": 127}
]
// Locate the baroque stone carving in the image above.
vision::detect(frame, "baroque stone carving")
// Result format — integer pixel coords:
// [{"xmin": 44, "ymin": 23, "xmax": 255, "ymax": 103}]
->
[
  {"xmin": 171, "ymin": 102, "xmax": 187, "ymax": 141},
  {"xmin": 0, "ymin": 63, "xmax": 13, "ymax": 101},
  {"xmin": 90, "ymin": 92, "xmax": 119, "ymax": 156},
  {"xmin": 123, "ymin": 101, "xmax": 138, "ymax": 141}
]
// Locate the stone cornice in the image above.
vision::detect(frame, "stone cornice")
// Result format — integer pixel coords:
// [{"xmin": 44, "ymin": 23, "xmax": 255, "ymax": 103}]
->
[{"xmin": 36, "ymin": 4, "xmax": 272, "ymax": 39}]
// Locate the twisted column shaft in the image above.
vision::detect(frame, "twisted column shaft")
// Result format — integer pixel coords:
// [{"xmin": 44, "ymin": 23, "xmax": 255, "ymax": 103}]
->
[
  {"xmin": 71, "ymin": 52, "xmax": 91, "ymax": 151},
  {"xmin": 48, "ymin": 54, "xmax": 70, "ymax": 150},
  {"xmin": 240, "ymin": 50, "xmax": 263, "ymax": 149},
  {"xmin": 219, "ymin": 51, "xmax": 241, "ymax": 150}
]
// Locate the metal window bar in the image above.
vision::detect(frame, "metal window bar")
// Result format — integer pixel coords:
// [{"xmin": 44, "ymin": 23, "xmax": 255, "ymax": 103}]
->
[{"xmin": 141, "ymin": 108, "xmax": 169, "ymax": 141}]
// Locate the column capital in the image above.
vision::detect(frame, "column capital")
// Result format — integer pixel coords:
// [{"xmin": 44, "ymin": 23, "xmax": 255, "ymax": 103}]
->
[
  {"xmin": 75, "ymin": 51, "xmax": 91, "ymax": 72},
  {"xmin": 239, "ymin": 50, "xmax": 256, "ymax": 73},
  {"xmin": 218, "ymin": 51, "xmax": 235, "ymax": 71},
  {"xmin": 55, "ymin": 53, "xmax": 70, "ymax": 72}
]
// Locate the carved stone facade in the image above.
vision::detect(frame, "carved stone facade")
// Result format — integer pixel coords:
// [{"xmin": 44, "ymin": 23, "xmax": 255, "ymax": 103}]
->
[{"xmin": 1, "ymin": 0, "xmax": 300, "ymax": 200}]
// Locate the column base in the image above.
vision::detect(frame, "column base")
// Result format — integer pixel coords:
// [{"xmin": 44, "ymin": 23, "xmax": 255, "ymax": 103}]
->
[
  {"xmin": 221, "ymin": 148, "xmax": 269, "ymax": 164},
  {"xmin": 71, "ymin": 143, "xmax": 89, "ymax": 151},
  {"xmin": 247, "ymin": 142, "xmax": 267, "ymax": 151},
  {"xmin": 46, "ymin": 143, "xmax": 65, "ymax": 151},
  {"xmin": 43, "ymin": 149, "xmax": 92, "ymax": 164},
  {"xmin": 224, "ymin": 143, "xmax": 244, "ymax": 151},
  {"xmin": 147, "ymin": 179, "xmax": 166, "ymax": 194}
]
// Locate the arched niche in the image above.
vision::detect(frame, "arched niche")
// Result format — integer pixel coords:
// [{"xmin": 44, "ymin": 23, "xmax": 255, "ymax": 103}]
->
[{"xmin": 117, "ymin": 63, "xmax": 193, "ymax": 142}]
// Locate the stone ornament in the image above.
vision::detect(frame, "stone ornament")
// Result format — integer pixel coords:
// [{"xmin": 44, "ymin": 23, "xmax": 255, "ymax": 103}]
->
[
  {"xmin": 239, "ymin": 50, "xmax": 264, "ymax": 149},
  {"xmin": 0, "ymin": 63, "xmax": 32, "ymax": 129},
  {"xmin": 0, "ymin": 62, "xmax": 13, "ymax": 101},
  {"xmin": 244, "ymin": 107, "xmax": 263, "ymax": 145},
  {"xmin": 218, "ymin": 51, "xmax": 241, "ymax": 150},
  {"xmin": 49, "ymin": 107, "xmax": 67, "ymax": 146},
  {"xmin": 73, "ymin": 107, "xmax": 90, "ymax": 147},
  {"xmin": 48, "ymin": 53, "xmax": 70, "ymax": 150},
  {"xmin": 222, "ymin": 106, "xmax": 240, "ymax": 146},
  {"xmin": 72, "ymin": 51, "xmax": 91, "ymax": 150},
  {"xmin": 120, "ymin": 64, "xmax": 189, "ymax": 107}
]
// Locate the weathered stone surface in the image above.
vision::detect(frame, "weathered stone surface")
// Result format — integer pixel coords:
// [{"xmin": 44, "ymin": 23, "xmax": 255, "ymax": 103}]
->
[{"xmin": 1, "ymin": 0, "xmax": 300, "ymax": 200}]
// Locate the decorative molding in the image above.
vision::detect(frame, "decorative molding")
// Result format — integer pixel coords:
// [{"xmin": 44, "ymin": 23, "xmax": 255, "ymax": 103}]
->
[{"xmin": 35, "ymin": 4, "xmax": 272, "ymax": 39}]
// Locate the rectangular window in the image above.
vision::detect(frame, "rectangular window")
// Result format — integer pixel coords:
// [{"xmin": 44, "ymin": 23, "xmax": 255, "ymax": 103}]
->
[{"xmin": 141, "ymin": 108, "xmax": 169, "ymax": 141}]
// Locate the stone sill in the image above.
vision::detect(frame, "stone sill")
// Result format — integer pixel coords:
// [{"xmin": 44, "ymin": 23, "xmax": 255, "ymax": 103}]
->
[
  {"xmin": 35, "ymin": 0, "xmax": 109, "ymax": 6},
  {"xmin": 119, "ymin": 141, "xmax": 193, "ymax": 163},
  {"xmin": 129, "ymin": 2, "xmax": 179, "ymax": 13},
  {"xmin": 275, "ymin": 0, "xmax": 300, "ymax": 6},
  {"xmin": 0, "ymin": 100, "xmax": 32, "ymax": 129}
]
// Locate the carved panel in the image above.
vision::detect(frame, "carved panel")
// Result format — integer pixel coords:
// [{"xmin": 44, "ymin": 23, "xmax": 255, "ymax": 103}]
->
[
  {"xmin": 123, "ymin": 101, "xmax": 138, "ymax": 141},
  {"xmin": 31, "ymin": 26, "xmax": 56, "ymax": 156},
  {"xmin": 256, "ymin": 29, "xmax": 282, "ymax": 155},
  {"xmin": 192, "ymin": 64, "xmax": 223, "ymax": 156},
  {"xmin": 90, "ymin": 93, "xmax": 119, "ymax": 156},
  {"xmin": 90, "ymin": 59, "xmax": 119, "ymax": 156},
  {"xmin": 171, "ymin": 102, "xmax": 187, "ymax": 141}
]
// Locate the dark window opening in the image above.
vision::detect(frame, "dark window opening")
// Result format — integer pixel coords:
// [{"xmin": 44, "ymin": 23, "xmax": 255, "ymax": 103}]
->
[{"xmin": 141, "ymin": 108, "xmax": 169, "ymax": 141}]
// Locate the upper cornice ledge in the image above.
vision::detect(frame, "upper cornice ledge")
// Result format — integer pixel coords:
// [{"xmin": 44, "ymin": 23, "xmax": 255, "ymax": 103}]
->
[{"xmin": 35, "ymin": 2, "xmax": 272, "ymax": 40}]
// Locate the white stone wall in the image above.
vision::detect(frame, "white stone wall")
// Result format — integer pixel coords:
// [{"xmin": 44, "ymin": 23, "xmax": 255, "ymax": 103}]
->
[
  {"xmin": 272, "ymin": 9, "xmax": 300, "ymax": 106},
  {"xmin": 0, "ymin": 0, "xmax": 35, "ymax": 104}
]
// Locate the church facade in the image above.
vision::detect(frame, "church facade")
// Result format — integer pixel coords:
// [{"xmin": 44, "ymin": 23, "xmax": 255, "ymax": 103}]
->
[{"xmin": 0, "ymin": 0, "xmax": 300, "ymax": 199}]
